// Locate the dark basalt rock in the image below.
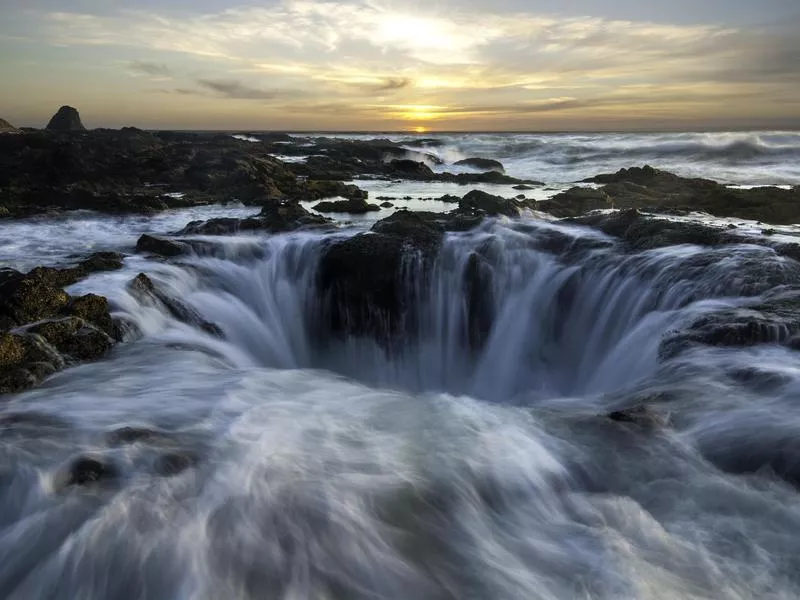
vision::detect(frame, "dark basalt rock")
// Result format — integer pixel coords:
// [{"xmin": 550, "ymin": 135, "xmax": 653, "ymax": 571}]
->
[
  {"xmin": 46, "ymin": 106, "xmax": 86, "ymax": 132},
  {"xmin": 660, "ymin": 287, "xmax": 800, "ymax": 359},
  {"xmin": 302, "ymin": 180, "xmax": 367, "ymax": 201},
  {"xmin": 155, "ymin": 451, "xmax": 198, "ymax": 476},
  {"xmin": 317, "ymin": 212, "xmax": 446, "ymax": 344},
  {"xmin": 568, "ymin": 209, "xmax": 800, "ymax": 263},
  {"xmin": 26, "ymin": 251, "xmax": 124, "ymax": 288},
  {"xmin": 0, "ymin": 263, "xmax": 117, "ymax": 395},
  {"xmin": 67, "ymin": 293, "xmax": 115, "ymax": 336},
  {"xmin": 313, "ymin": 197, "xmax": 380, "ymax": 214},
  {"xmin": 106, "ymin": 426, "xmax": 163, "ymax": 446},
  {"xmin": 454, "ymin": 157, "xmax": 505, "ymax": 172},
  {"xmin": 606, "ymin": 404, "xmax": 670, "ymax": 428},
  {"xmin": 380, "ymin": 201, "xmax": 394, "ymax": 208},
  {"xmin": 581, "ymin": 165, "xmax": 800, "ymax": 224},
  {"xmin": 128, "ymin": 273, "xmax": 223, "ymax": 337},
  {"xmin": 538, "ymin": 187, "xmax": 612, "ymax": 218},
  {"xmin": 179, "ymin": 202, "xmax": 332, "ymax": 235},
  {"xmin": 457, "ymin": 190, "xmax": 522, "ymax": 217},
  {"xmin": 27, "ymin": 317, "xmax": 112, "ymax": 361},
  {"xmin": 385, "ymin": 159, "xmax": 436, "ymax": 179},
  {"xmin": 58, "ymin": 456, "xmax": 118, "ymax": 488},
  {"xmin": 0, "ymin": 269, "xmax": 71, "ymax": 329},
  {"xmin": 463, "ymin": 252, "xmax": 494, "ymax": 351},
  {"xmin": 136, "ymin": 234, "xmax": 188, "ymax": 257}
]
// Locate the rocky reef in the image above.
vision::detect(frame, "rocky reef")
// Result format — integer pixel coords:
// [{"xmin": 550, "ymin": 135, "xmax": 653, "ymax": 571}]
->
[{"xmin": 0, "ymin": 253, "xmax": 124, "ymax": 394}]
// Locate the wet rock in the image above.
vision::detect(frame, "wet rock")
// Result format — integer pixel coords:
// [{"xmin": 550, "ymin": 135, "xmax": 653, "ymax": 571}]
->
[
  {"xmin": 385, "ymin": 159, "xmax": 435, "ymax": 179},
  {"xmin": 380, "ymin": 201, "xmax": 394, "ymax": 208},
  {"xmin": 302, "ymin": 180, "xmax": 367, "ymax": 201},
  {"xmin": 463, "ymin": 252, "xmax": 494, "ymax": 351},
  {"xmin": 513, "ymin": 184, "xmax": 535, "ymax": 190},
  {"xmin": 454, "ymin": 157, "xmax": 505, "ymax": 172},
  {"xmin": 45, "ymin": 106, "xmax": 86, "ymax": 132},
  {"xmin": 26, "ymin": 251, "xmax": 125, "ymax": 288},
  {"xmin": 317, "ymin": 212, "xmax": 446, "ymax": 343},
  {"xmin": 539, "ymin": 187, "xmax": 612, "ymax": 218},
  {"xmin": 128, "ymin": 273, "xmax": 223, "ymax": 336},
  {"xmin": 66, "ymin": 293, "xmax": 115, "ymax": 337},
  {"xmin": 179, "ymin": 202, "xmax": 331, "ymax": 235},
  {"xmin": 568, "ymin": 209, "xmax": 734, "ymax": 251},
  {"xmin": 58, "ymin": 456, "xmax": 118, "ymax": 488},
  {"xmin": 106, "ymin": 426, "xmax": 162, "ymax": 446},
  {"xmin": 313, "ymin": 197, "xmax": 380, "ymax": 214},
  {"xmin": 0, "ymin": 269, "xmax": 70, "ymax": 328},
  {"xmin": 457, "ymin": 190, "xmax": 522, "ymax": 217},
  {"xmin": 660, "ymin": 287, "xmax": 800, "ymax": 359},
  {"xmin": 606, "ymin": 404, "xmax": 670, "ymax": 428},
  {"xmin": 27, "ymin": 317, "xmax": 113, "ymax": 361},
  {"xmin": 583, "ymin": 165, "xmax": 800, "ymax": 224},
  {"xmin": 135, "ymin": 234, "xmax": 188, "ymax": 257},
  {"xmin": 435, "ymin": 194, "xmax": 461, "ymax": 203},
  {"xmin": 154, "ymin": 451, "xmax": 198, "ymax": 476}
]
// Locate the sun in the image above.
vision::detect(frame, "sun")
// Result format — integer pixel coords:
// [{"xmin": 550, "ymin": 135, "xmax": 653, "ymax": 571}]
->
[{"xmin": 412, "ymin": 126, "xmax": 428, "ymax": 133}]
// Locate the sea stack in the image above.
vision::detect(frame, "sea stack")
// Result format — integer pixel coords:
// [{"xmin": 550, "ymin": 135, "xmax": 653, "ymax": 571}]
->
[
  {"xmin": 46, "ymin": 106, "xmax": 86, "ymax": 132},
  {"xmin": 0, "ymin": 118, "xmax": 20, "ymax": 134}
]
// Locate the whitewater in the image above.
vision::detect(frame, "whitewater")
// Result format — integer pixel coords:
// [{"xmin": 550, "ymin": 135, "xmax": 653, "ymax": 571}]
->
[{"xmin": 3, "ymin": 131, "xmax": 800, "ymax": 599}]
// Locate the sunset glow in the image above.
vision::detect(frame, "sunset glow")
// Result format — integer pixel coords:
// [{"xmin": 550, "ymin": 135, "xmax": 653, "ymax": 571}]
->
[{"xmin": 0, "ymin": 0, "xmax": 797, "ymax": 130}]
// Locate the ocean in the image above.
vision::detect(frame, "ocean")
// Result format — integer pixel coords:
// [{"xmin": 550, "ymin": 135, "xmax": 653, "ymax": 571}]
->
[{"xmin": 2, "ymin": 130, "xmax": 800, "ymax": 599}]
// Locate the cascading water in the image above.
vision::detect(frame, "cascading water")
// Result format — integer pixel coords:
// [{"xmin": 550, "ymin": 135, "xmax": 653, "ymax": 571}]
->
[{"xmin": 5, "ymin": 217, "xmax": 800, "ymax": 599}]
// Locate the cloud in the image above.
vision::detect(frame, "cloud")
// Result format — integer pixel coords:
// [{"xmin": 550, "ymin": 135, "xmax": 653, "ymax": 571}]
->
[
  {"xmin": 126, "ymin": 60, "xmax": 171, "ymax": 78},
  {"xmin": 374, "ymin": 77, "xmax": 412, "ymax": 92},
  {"xmin": 196, "ymin": 79, "xmax": 304, "ymax": 100},
  {"xmin": 30, "ymin": 1, "xmax": 800, "ymax": 127}
]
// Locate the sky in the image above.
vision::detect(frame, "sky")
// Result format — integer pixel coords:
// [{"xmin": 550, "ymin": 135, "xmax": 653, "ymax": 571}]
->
[{"xmin": 1, "ymin": 0, "xmax": 799, "ymax": 131}]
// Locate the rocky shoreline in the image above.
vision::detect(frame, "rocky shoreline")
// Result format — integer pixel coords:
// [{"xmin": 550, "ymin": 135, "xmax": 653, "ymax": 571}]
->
[{"xmin": 3, "ymin": 117, "xmax": 800, "ymax": 395}]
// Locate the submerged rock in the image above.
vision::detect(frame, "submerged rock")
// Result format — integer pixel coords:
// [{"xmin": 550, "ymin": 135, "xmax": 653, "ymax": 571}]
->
[
  {"xmin": 660, "ymin": 287, "xmax": 800, "ymax": 359},
  {"xmin": 606, "ymin": 404, "xmax": 670, "ymax": 428},
  {"xmin": 45, "ymin": 106, "xmax": 86, "ymax": 132},
  {"xmin": 57, "ymin": 455, "xmax": 118, "ymax": 488},
  {"xmin": 128, "ymin": 273, "xmax": 223, "ymax": 337}
]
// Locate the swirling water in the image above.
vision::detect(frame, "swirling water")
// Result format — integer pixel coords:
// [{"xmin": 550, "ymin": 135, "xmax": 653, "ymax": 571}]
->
[{"xmin": 5, "ymin": 203, "xmax": 800, "ymax": 598}]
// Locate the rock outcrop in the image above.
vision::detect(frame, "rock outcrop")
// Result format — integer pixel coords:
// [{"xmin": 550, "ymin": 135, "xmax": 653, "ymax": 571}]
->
[
  {"xmin": 539, "ymin": 187, "xmax": 612, "ymax": 218},
  {"xmin": 457, "ymin": 190, "xmax": 523, "ymax": 218},
  {"xmin": 46, "ymin": 106, "xmax": 86, "ymax": 132},
  {"xmin": 0, "ymin": 254, "xmax": 123, "ymax": 395},
  {"xmin": 577, "ymin": 165, "xmax": 800, "ymax": 224},
  {"xmin": 0, "ymin": 118, "xmax": 20, "ymax": 134},
  {"xmin": 313, "ymin": 197, "xmax": 380, "ymax": 214},
  {"xmin": 454, "ymin": 158, "xmax": 505, "ymax": 172},
  {"xmin": 316, "ymin": 211, "xmax": 446, "ymax": 345},
  {"xmin": 179, "ymin": 202, "xmax": 332, "ymax": 235}
]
